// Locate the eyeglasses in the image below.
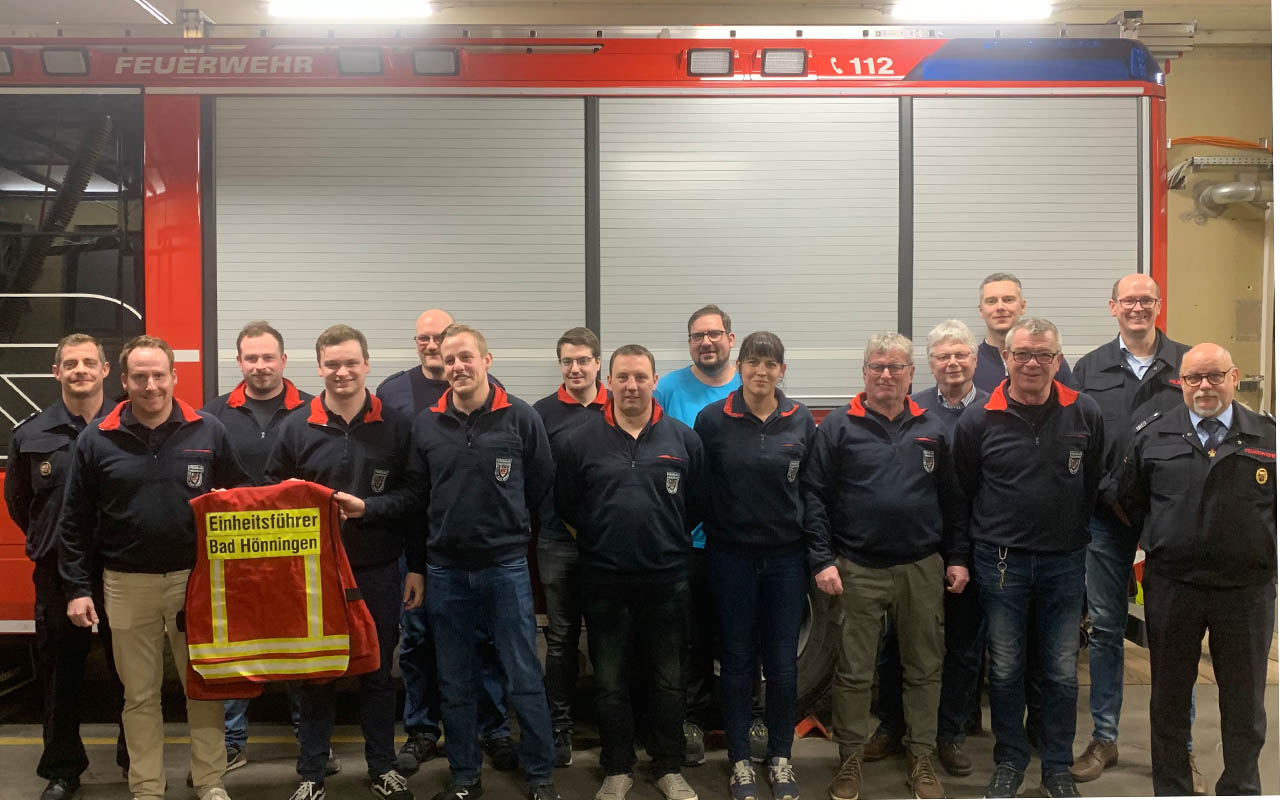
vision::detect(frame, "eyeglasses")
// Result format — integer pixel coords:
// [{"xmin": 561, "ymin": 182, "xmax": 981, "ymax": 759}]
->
[
  {"xmin": 414, "ymin": 334, "xmax": 445, "ymax": 345},
  {"xmin": 1008, "ymin": 351, "xmax": 1060, "ymax": 365},
  {"xmin": 864, "ymin": 362, "xmax": 911, "ymax": 376},
  {"xmin": 931, "ymin": 351, "xmax": 973, "ymax": 363},
  {"xmin": 688, "ymin": 330, "xmax": 727, "ymax": 344},
  {"xmin": 559, "ymin": 356, "xmax": 595, "ymax": 368},
  {"xmin": 1117, "ymin": 297, "xmax": 1159, "ymax": 310},
  {"xmin": 1181, "ymin": 371, "xmax": 1232, "ymax": 387}
]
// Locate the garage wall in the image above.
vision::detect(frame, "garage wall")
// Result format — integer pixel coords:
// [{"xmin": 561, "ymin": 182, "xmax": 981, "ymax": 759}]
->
[
  {"xmin": 214, "ymin": 97, "xmax": 585, "ymax": 400},
  {"xmin": 912, "ymin": 97, "xmax": 1142, "ymax": 370},
  {"xmin": 599, "ymin": 97, "xmax": 900, "ymax": 405}
]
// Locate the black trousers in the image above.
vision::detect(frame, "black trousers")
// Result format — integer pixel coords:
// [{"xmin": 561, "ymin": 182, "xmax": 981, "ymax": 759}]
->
[
  {"xmin": 1145, "ymin": 570, "xmax": 1275, "ymax": 796},
  {"xmin": 584, "ymin": 579, "xmax": 688, "ymax": 777},
  {"xmin": 683, "ymin": 550, "xmax": 716, "ymax": 727},
  {"xmin": 32, "ymin": 552, "xmax": 127, "ymax": 780}
]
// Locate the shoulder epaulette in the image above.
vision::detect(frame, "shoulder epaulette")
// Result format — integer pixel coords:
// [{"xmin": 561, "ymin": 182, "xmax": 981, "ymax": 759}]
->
[
  {"xmin": 1262, "ymin": 410, "xmax": 1275, "ymax": 424},
  {"xmin": 1133, "ymin": 410, "xmax": 1162, "ymax": 433},
  {"xmin": 12, "ymin": 411, "xmax": 38, "ymax": 431}
]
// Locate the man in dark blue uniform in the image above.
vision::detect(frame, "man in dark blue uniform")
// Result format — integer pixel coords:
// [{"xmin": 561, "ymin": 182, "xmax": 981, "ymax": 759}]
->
[
  {"xmin": 6, "ymin": 334, "xmax": 126, "ymax": 800},
  {"xmin": 1114, "ymin": 342, "xmax": 1276, "ymax": 796}
]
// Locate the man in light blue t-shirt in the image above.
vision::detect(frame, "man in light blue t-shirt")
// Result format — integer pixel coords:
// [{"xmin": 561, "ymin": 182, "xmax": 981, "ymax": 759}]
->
[{"xmin": 653, "ymin": 304, "xmax": 742, "ymax": 767}]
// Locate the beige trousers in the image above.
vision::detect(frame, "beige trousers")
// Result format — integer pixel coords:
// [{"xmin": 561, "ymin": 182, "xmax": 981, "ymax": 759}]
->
[{"xmin": 104, "ymin": 568, "xmax": 226, "ymax": 799}]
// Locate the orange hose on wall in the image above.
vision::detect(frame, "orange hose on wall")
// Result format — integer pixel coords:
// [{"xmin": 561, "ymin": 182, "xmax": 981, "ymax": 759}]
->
[{"xmin": 1170, "ymin": 135, "xmax": 1272, "ymax": 152}]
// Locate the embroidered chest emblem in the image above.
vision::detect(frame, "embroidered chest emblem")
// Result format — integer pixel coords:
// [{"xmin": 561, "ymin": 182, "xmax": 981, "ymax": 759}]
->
[
  {"xmin": 1068, "ymin": 450, "xmax": 1083, "ymax": 475},
  {"xmin": 666, "ymin": 470, "xmax": 680, "ymax": 494},
  {"xmin": 922, "ymin": 450, "xmax": 936, "ymax": 474},
  {"xmin": 371, "ymin": 468, "xmax": 389, "ymax": 493},
  {"xmin": 1257, "ymin": 468, "xmax": 1269, "ymax": 486},
  {"xmin": 787, "ymin": 458, "xmax": 801, "ymax": 483},
  {"xmin": 186, "ymin": 463, "xmax": 205, "ymax": 489},
  {"xmin": 495, "ymin": 457, "xmax": 513, "ymax": 482},
  {"xmin": 39, "ymin": 461, "xmax": 52, "ymax": 477}
]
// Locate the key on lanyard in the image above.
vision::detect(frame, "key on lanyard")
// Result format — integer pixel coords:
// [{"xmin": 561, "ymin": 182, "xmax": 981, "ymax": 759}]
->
[{"xmin": 997, "ymin": 547, "xmax": 1009, "ymax": 590}]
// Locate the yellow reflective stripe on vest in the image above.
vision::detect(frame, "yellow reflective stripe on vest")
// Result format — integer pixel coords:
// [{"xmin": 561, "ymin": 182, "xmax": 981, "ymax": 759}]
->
[
  {"xmin": 192, "ymin": 654, "xmax": 350, "ymax": 680},
  {"xmin": 188, "ymin": 634, "xmax": 351, "ymax": 661},
  {"xmin": 208, "ymin": 546, "xmax": 325, "ymax": 651}
]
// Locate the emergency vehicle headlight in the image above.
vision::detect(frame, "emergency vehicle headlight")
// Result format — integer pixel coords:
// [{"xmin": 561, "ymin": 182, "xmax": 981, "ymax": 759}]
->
[
  {"xmin": 687, "ymin": 49, "xmax": 733, "ymax": 77},
  {"xmin": 412, "ymin": 48, "xmax": 458, "ymax": 76},
  {"xmin": 0, "ymin": 49, "xmax": 11, "ymax": 76},
  {"xmin": 761, "ymin": 49, "xmax": 807, "ymax": 76},
  {"xmin": 41, "ymin": 48, "xmax": 89, "ymax": 76},
  {"xmin": 337, "ymin": 47, "xmax": 384, "ymax": 75}
]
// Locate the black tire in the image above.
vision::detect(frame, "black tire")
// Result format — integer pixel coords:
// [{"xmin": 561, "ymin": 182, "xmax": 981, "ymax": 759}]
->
[{"xmin": 795, "ymin": 582, "xmax": 841, "ymax": 721}]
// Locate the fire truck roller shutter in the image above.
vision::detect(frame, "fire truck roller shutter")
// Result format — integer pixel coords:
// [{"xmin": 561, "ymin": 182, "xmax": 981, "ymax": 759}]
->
[
  {"xmin": 911, "ymin": 97, "xmax": 1147, "ymax": 372},
  {"xmin": 214, "ymin": 96, "xmax": 586, "ymax": 400}
]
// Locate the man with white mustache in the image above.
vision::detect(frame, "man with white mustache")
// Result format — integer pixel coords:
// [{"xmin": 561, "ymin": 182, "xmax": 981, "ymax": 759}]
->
[
  {"xmin": 1068, "ymin": 275, "xmax": 1191, "ymax": 786},
  {"xmin": 1112, "ymin": 343, "xmax": 1275, "ymax": 796}
]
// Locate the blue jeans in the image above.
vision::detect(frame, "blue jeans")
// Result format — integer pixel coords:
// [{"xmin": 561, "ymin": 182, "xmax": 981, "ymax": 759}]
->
[
  {"xmin": 224, "ymin": 685, "xmax": 302, "ymax": 748},
  {"xmin": 973, "ymin": 543, "xmax": 1085, "ymax": 777},
  {"xmin": 399, "ymin": 558, "xmax": 510, "ymax": 742},
  {"xmin": 427, "ymin": 560, "xmax": 554, "ymax": 785},
  {"xmin": 707, "ymin": 546, "xmax": 807, "ymax": 762}
]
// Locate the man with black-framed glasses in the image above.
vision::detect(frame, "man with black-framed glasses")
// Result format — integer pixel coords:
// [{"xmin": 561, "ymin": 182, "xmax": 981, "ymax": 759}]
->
[
  {"xmin": 952, "ymin": 317, "xmax": 1104, "ymax": 799},
  {"xmin": 654, "ymin": 304, "xmax": 743, "ymax": 766},
  {"xmin": 1113, "ymin": 343, "xmax": 1275, "ymax": 796},
  {"xmin": 1069, "ymin": 274, "xmax": 1192, "ymax": 786}
]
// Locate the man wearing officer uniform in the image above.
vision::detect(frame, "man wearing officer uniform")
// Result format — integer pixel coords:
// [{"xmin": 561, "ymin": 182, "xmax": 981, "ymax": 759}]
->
[
  {"xmin": 59, "ymin": 334, "xmax": 249, "ymax": 800},
  {"xmin": 1113, "ymin": 342, "xmax": 1276, "ymax": 796},
  {"xmin": 202, "ymin": 320, "xmax": 317, "ymax": 776},
  {"xmin": 952, "ymin": 318, "xmax": 1104, "ymax": 799},
  {"xmin": 1068, "ymin": 275, "xmax": 1191, "ymax": 784},
  {"xmin": 7, "ymin": 334, "xmax": 126, "ymax": 800},
  {"xmin": 377, "ymin": 307, "xmax": 516, "ymax": 776}
]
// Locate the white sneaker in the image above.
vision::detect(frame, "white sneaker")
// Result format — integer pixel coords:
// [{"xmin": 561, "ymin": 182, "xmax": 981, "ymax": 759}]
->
[
  {"xmin": 595, "ymin": 774, "xmax": 634, "ymax": 800},
  {"xmin": 199, "ymin": 789, "xmax": 232, "ymax": 800},
  {"xmin": 656, "ymin": 772, "xmax": 698, "ymax": 800}
]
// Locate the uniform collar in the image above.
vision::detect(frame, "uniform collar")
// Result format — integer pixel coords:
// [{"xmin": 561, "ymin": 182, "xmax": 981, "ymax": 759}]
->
[
  {"xmin": 722, "ymin": 387, "xmax": 798, "ymax": 420},
  {"xmin": 603, "ymin": 396, "xmax": 663, "ymax": 428},
  {"xmin": 430, "ymin": 383, "xmax": 512, "ymax": 417},
  {"xmin": 1188, "ymin": 404, "xmax": 1235, "ymax": 436},
  {"xmin": 99, "ymin": 397, "xmax": 201, "ymax": 431},
  {"xmin": 557, "ymin": 381, "xmax": 608, "ymax": 408},
  {"xmin": 847, "ymin": 392, "xmax": 925, "ymax": 419},
  {"xmin": 984, "ymin": 379, "xmax": 1078, "ymax": 411},
  {"xmin": 228, "ymin": 378, "xmax": 305, "ymax": 410},
  {"xmin": 307, "ymin": 391, "xmax": 384, "ymax": 426}
]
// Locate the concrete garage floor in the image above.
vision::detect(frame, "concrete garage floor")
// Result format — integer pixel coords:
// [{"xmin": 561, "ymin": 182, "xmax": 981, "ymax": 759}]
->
[{"xmin": 1, "ymin": 684, "xmax": 1276, "ymax": 800}]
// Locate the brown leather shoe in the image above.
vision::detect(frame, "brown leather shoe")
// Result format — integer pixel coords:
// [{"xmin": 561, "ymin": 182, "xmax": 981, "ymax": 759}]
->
[
  {"xmin": 1189, "ymin": 753, "xmax": 1206, "ymax": 795},
  {"xmin": 908, "ymin": 754, "xmax": 945, "ymax": 800},
  {"xmin": 829, "ymin": 754, "xmax": 862, "ymax": 800},
  {"xmin": 863, "ymin": 727, "xmax": 904, "ymax": 762},
  {"xmin": 937, "ymin": 740, "xmax": 973, "ymax": 777},
  {"xmin": 1069, "ymin": 739, "xmax": 1118, "ymax": 782}
]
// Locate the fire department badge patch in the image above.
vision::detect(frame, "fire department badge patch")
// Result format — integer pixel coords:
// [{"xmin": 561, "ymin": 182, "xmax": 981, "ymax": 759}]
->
[
  {"xmin": 1257, "ymin": 468, "xmax": 1269, "ymax": 486},
  {"xmin": 1068, "ymin": 450, "xmax": 1083, "ymax": 475},
  {"xmin": 39, "ymin": 461, "xmax": 51, "ymax": 477},
  {"xmin": 922, "ymin": 450, "xmax": 936, "ymax": 474},
  {"xmin": 666, "ymin": 470, "xmax": 680, "ymax": 494},
  {"xmin": 787, "ymin": 458, "xmax": 801, "ymax": 484},
  {"xmin": 495, "ymin": 458, "xmax": 513, "ymax": 482},
  {"xmin": 371, "ymin": 468, "xmax": 389, "ymax": 493},
  {"xmin": 186, "ymin": 464, "xmax": 205, "ymax": 489}
]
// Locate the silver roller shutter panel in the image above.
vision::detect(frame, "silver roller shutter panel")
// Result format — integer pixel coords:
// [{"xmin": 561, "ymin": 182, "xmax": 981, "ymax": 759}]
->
[
  {"xmin": 599, "ymin": 97, "xmax": 900, "ymax": 408},
  {"xmin": 912, "ymin": 97, "xmax": 1141, "ymax": 372},
  {"xmin": 215, "ymin": 97, "xmax": 584, "ymax": 401}
]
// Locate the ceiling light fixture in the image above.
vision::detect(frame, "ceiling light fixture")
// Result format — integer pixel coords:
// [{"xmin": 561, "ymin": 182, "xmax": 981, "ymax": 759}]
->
[
  {"xmin": 132, "ymin": 0, "xmax": 174, "ymax": 24},
  {"xmin": 268, "ymin": 0, "xmax": 434, "ymax": 19},
  {"xmin": 891, "ymin": 1, "xmax": 1054, "ymax": 22}
]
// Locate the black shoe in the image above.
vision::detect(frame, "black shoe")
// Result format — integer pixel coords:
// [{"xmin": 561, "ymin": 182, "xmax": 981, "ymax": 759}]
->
[
  {"xmin": 370, "ymin": 769, "xmax": 414, "ymax": 800},
  {"xmin": 227, "ymin": 743, "xmax": 249, "ymax": 772},
  {"xmin": 397, "ymin": 732, "xmax": 440, "ymax": 775},
  {"xmin": 529, "ymin": 782, "xmax": 561, "ymax": 800},
  {"xmin": 40, "ymin": 777, "xmax": 80, "ymax": 800},
  {"xmin": 325, "ymin": 749, "xmax": 342, "ymax": 777},
  {"xmin": 432, "ymin": 782, "xmax": 483, "ymax": 800},
  {"xmin": 682, "ymin": 721, "xmax": 706, "ymax": 767},
  {"xmin": 984, "ymin": 764, "xmax": 1025, "ymax": 798},
  {"xmin": 1041, "ymin": 772, "xmax": 1081, "ymax": 798},
  {"xmin": 484, "ymin": 736, "xmax": 519, "ymax": 772},
  {"xmin": 553, "ymin": 729, "xmax": 573, "ymax": 768}
]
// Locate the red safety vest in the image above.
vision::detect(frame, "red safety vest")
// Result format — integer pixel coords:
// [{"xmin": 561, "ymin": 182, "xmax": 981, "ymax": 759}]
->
[{"xmin": 184, "ymin": 481, "xmax": 380, "ymax": 700}]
